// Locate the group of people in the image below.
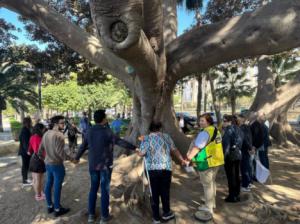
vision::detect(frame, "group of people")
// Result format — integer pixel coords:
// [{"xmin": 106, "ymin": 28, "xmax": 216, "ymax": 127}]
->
[
  {"xmin": 221, "ymin": 112, "xmax": 270, "ymax": 204},
  {"xmin": 17, "ymin": 109, "xmax": 270, "ymax": 224}
]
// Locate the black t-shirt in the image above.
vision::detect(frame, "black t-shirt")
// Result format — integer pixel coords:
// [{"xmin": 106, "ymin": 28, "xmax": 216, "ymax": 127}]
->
[{"xmin": 250, "ymin": 121, "xmax": 264, "ymax": 148}]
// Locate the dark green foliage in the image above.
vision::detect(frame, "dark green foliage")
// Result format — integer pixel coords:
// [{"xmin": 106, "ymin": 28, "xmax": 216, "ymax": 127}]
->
[
  {"xmin": 177, "ymin": 0, "xmax": 203, "ymax": 10},
  {"xmin": 204, "ymin": 0, "xmax": 260, "ymax": 23},
  {"xmin": 0, "ymin": 46, "xmax": 38, "ymax": 113}
]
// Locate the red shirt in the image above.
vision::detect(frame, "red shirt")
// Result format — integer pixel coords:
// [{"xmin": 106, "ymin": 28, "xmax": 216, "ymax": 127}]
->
[{"xmin": 28, "ymin": 134, "xmax": 45, "ymax": 157}]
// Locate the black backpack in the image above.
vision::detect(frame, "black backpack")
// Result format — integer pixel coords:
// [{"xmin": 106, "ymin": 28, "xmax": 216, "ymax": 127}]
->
[{"xmin": 227, "ymin": 126, "xmax": 243, "ymax": 161}]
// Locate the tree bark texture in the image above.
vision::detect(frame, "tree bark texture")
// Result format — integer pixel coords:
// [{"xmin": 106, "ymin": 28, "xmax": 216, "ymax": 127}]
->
[
  {"xmin": 196, "ymin": 73, "xmax": 203, "ymax": 124},
  {"xmin": 250, "ymin": 56, "xmax": 300, "ymax": 146},
  {"xmin": 0, "ymin": 110, "xmax": 3, "ymax": 132},
  {"xmin": 208, "ymin": 75, "xmax": 222, "ymax": 126},
  {"xmin": 167, "ymin": 0, "xmax": 300, "ymax": 82}
]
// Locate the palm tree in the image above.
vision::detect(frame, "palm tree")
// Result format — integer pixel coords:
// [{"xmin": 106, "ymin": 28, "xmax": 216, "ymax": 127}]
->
[
  {"xmin": 216, "ymin": 66, "xmax": 254, "ymax": 115},
  {"xmin": 0, "ymin": 62, "xmax": 38, "ymax": 132}
]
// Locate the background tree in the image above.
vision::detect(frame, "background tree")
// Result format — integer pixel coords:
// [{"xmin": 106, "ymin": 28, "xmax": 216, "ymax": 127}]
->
[
  {"xmin": 216, "ymin": 65, "xmax": 254, "ymax": 114},
  {"xmin": 207, "ymin": 70, "xmax": 221, "ymax": 125},
  {"xmin": 42, "ymin": 76, "xmax": 131, "ymax": 115},
  {"xmin": 250, "ymin": 52, "xmax": 300, "ymax": 145},
  {"xmin": 0, "ymin": 55, "xmax": 38, "ymax": 131}
]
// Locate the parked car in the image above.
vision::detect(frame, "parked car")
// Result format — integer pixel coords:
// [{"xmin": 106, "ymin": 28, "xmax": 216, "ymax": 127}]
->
[{"xmin": 175, "ymin": 112, "xmax": 197, "ymax": 127}]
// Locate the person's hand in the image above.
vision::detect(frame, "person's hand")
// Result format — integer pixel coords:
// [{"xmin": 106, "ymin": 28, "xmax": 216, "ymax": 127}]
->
[
  {"xmin": 182, "ymin": 159, "xmax": 190, "ymax": 166},
  {"xmin": 27, "ymin": 152, "xmax": 31, "ymax": 156}
]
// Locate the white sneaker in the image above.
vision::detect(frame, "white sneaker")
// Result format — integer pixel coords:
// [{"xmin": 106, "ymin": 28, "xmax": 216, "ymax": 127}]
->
[
  {"xmin": 22, "ymin": 181, "xmax": 32, "ymax": 187},
  {"xmin": 241, "ymin": 187, "xmax": 251, "ymax": 192},
  {"xmin": 198, "ymin": 206, "xmax": 211, "ymax": 212}
]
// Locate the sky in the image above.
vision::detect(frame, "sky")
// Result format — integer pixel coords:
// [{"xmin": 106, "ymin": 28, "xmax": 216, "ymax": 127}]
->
[{"xmin": 0, "ymin": 1, "xmax": 208, "ymax": 49}]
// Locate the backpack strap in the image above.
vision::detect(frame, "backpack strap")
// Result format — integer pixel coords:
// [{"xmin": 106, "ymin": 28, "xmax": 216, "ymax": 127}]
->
[{"xmin": 210, "ymin": 127, "xmax": 218, "ymax": 143}]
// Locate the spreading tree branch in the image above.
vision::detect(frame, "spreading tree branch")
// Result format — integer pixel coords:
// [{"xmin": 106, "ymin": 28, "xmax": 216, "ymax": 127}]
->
[{"xmin": 167, "ymin": 0, "xmax": 300, "ymax": 82}]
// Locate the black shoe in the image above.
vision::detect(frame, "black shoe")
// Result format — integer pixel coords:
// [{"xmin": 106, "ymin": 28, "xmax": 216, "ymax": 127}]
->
[
  {"xmin": 225, "ymin": 196, "xmax": 239, "ymax": 203},
  {"xmin": 100, "ymin": 215, "xmax": 113, "ymax": 224},
  {"xmin": 162, "ymin": 211, "xmax": 175, "ymax": 222},
  {"xmin": 48, "ymin": 206, "xmax": 54, "ymax": 214},
  {"xmin": 54, "ymin": 207, "xmax": 70, "ymax": 217}
]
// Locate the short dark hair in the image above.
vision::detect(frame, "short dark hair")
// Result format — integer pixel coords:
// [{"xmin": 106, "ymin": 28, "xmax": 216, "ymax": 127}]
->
[
  {"xmin": 32, "ymin": 123, "xmax": 45, "ymax": 137},
  {"xmin": 223, "ymin": 114, "xmax": 233, "ymax": 122},
  {"xmin": 22, "ymin": 117, "xmax": 32, "ymax": 128},
  {"xmin": 94, "ymin": 110, "xmax": 106, "ymax": 123},
  {"xmin": 50, "ymin": 115, "xmax": 64, "ymax": 125},
  {"xmin": 83, "ymin": 111, "xmax": 87, "ymax": 116},
  {"xmin": 200, "ymin": 113, "xmax": 214, "ymax": 125},
  {"xmin": 232, "ymin": 115, "xmax": 239, "ymax": 125},
  {"xmin": 149, "ymin": 121, "xmax": 162, "ymax": 132}
]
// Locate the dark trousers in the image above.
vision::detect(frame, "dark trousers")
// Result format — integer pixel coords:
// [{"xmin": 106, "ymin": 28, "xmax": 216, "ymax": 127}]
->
[
  {"xmin": 258, "ymin": 147, "xmax": 269, "ymax": 169},
  {"xmin": 88, "ymin": 169, "xmax": 112, "ymax": 218},
  {"xmin": 21, "ymin": 154, "xmax": 31, "ymax": 183},
  {"xmin": 240, "ymin": 154, "xmax": 252, "ymax": 188},
  {"xmin": 148, "ymin": 170, "xmax": 172, "ymax": 221},
  {"xmin": 224, "ymin": 160, "xmax": 240, "ymax": 198},
  {"xmin": 68, "ymin": 136, "xmax": 77, "ymax": 151}
]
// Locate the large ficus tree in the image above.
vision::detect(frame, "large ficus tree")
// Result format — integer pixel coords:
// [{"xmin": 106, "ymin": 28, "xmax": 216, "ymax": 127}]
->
[{"xmin": 1, "ymin": 0, "xmax": 300, "ymax": 151}]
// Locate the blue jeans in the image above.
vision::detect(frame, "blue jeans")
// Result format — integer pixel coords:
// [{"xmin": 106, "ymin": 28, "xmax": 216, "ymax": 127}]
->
[
  {"xmin": 88, "ymin": 169, "xmax": 112, "ymax": 218},
  {"xmin": 45, "ymin": 164, "xmax": 65, "ymax": 209}
]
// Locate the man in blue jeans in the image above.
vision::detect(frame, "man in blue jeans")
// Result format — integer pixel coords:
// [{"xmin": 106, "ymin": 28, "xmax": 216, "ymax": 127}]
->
[
  {"xmin": 75, "ymin": 110, "xmax": 137, "ymax": 224},
  {"xmin": 38, "ymin": 115, "xmax": 75, "ymax": 217}
]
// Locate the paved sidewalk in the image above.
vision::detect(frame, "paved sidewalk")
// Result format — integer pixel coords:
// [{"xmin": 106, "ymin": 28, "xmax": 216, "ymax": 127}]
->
[{"xmin": 0, "ymin": 156, "xmax": 18, "ymax": 168}]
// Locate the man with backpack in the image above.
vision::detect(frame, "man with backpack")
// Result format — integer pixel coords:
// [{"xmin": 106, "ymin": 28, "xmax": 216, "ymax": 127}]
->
[{"xmin": 222, "ymin": 115, "xmax": 243, "ymax": 203}]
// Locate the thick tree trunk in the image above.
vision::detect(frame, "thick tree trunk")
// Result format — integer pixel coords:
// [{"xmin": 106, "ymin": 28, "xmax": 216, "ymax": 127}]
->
[
  {"xmin": 204, "ymin": 78, "xmax": 208, "ymax": 113},
  {"xmin": 250, "ymin": 56, "xmax": 300, "ymax": 146},
  {"xmin": 231, "ymin": 95, "xmax": 236, "ymax": 115},
  {"xmin": 208, "ymin": 75, "xmax": 221, "ymax": 126},
  {"xmin": 180, "ymin": 83, "xmax": 184, "ymax": 112},
  {"xmin": 269, "ymin": 99, "xmax": 300, "ymax": 146},
  {"xmin": 196, "ymin": 73, "xmax": 203, "ymax": 124},
  {"xmin": 0, "ymin": 110, "xmax": 3, "ymax": 132},
  {"xmin": 20, "ymin": 109, "xmax": 25, "ymax": 122},
  {"xmin": 250, "ymin": 56, "xmax": 277, "ymax": 111}
]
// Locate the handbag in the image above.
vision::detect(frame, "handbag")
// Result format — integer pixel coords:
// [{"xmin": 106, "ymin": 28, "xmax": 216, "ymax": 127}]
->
[{"xmin": 29, "ymin": 153, "xmax": 46, "ymax": 173}]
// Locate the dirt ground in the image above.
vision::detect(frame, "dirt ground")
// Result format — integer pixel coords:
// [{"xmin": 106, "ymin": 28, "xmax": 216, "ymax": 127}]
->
[{"xmin": 0, "ymin": 146, "xmax": 300, "ymax": 224}]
